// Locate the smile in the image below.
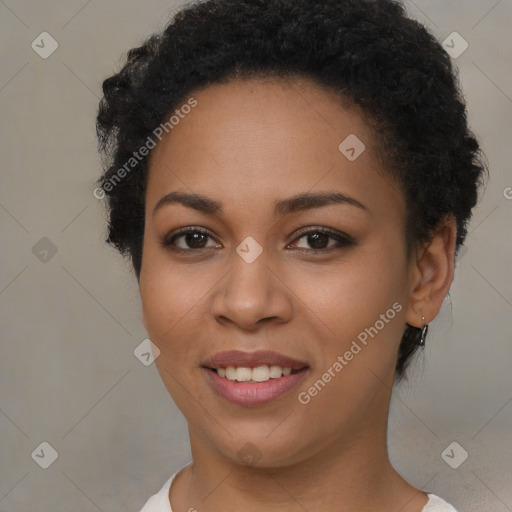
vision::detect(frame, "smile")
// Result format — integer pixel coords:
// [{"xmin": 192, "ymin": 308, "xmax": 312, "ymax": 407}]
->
[
  {"xmin": 212, "ymin": 365, "xmax": 301, "ymax": 382},
  {"xmin": 203, "ymin": 366, "xmax": 309, "ymax": 407}
]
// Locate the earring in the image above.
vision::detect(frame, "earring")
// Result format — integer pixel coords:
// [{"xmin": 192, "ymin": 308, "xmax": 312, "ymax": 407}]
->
[
  {"xmin": 403, "ymin": 315, "xmax": 429, "ymax": 348},
  {"xmin": 418, "ymin": 316, "xmax": 428, "ymax": 348}
]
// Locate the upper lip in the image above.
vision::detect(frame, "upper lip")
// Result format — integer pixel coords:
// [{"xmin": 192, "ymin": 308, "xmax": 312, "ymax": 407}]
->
[{"xmin": 202, "ymin": 350, "xmax": 308, "ymax": 370}]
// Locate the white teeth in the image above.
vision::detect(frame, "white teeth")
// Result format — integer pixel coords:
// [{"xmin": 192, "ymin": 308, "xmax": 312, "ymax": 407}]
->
[
  {"xmin": 225, "ymin": 366, "xmax": 237, "ymax": 380},
  {"xmin": 235, "ymin": 367, "xmax": 252, "ymax": 381},
  {"xmin": 216, "ymin": 365, "xmax": 294, "ymax": 382},
  {"xmin": 269, "ymin": 365, "xmax": 283, "ymax": 378},
  {"xmin": 252, "ymin": 365, "xmax": 269, "ymax": 382}
]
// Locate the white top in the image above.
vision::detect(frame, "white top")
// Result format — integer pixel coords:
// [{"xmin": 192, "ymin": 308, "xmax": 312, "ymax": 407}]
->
[{"xmin": 139, "ymin": 463, "xmax": 458, "ymax": 511}]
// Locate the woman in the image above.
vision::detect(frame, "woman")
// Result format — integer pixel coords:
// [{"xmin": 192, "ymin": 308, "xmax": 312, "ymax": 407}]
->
[{"xmin": 95, "ymin": 0, "xmax": 487, "ymax": 510}]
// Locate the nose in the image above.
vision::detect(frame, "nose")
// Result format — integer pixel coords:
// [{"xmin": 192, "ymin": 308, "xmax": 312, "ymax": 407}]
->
[{"xmin": 211, "ymin": 247, "xmax": 293, "ymax": 330}]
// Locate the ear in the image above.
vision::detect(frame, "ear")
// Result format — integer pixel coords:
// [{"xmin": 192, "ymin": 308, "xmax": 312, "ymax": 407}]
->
[{"xmin": 405, "ymin": 215, "xmax": 457, "ymax": 327}]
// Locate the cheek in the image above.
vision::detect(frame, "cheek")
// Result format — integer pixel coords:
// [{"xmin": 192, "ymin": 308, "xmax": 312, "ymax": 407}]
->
[
  {"xmin": 293, "ymin": 269, "xmax": 405, "ymax": 427},
  {"xmin": 139, "ymin": 250, "xmax": 220, "ymax": 370},
  {"xmin": 139, "ymin": 260, "xmax": 206, "ymax": 402},
  {"xmin": 299, "ymin": 252, "xmax": 407, "ymax": 376},
  {"xmin": 140, "ymin": 246, "xmax": 201, "ymax": 331},
  {"xmin": 295, "ymin": 256, "xmax": 403, "ymax": 329}
]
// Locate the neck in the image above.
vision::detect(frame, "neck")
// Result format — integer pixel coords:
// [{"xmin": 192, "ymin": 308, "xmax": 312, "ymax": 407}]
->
[{"xmin": 171, "ymin": 422, "xmax": 427, "ymax": 512}]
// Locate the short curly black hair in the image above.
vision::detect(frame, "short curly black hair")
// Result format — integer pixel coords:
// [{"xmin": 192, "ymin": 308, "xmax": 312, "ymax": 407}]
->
[{"xmin": 95, "ymin": 0, "xmax": 488, "ymax": 381}]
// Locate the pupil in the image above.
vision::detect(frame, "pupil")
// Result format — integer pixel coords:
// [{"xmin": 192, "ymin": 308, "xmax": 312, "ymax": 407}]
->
[
  {"xmin": 187, "ymin": 233, "xmax": 206, "ymax": 248},
  {"xmin": 308, "ymin": 232, "xmax": 328, "ymax": 249}
]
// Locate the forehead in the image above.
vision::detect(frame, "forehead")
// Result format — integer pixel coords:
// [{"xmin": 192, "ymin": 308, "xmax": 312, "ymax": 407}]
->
[{"xmin": 146, "ymin": 76, "xmax": 403, "ymax": 219}]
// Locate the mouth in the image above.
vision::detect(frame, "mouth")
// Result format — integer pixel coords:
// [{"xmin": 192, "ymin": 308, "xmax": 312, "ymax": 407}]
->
[
  {"xmin": 201, "ymin": 350, "xmax": 310, "ymax": 406},
  {"xmin": 203, "ymin": 365, "xmax": 307, "ymax": 383},
  {"xmin": 202, "ymin": 349, "xmax": 308, "ymax": 372}
]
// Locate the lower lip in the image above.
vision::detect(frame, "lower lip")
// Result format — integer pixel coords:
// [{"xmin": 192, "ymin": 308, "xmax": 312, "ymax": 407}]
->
[{"xmin": 204, "ymin": 367, "xmax": 309, "ymax": 407}]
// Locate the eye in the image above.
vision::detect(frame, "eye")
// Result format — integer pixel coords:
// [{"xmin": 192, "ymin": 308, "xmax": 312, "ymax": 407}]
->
[
  {"xmin": 160, "ymin": 226, "xmax": 355, "ymax": 254},
  {"xmin": 288, "ymin": 227, "xmax": 355, "ymax": 253},
  {"xmin": 160, "ymin": 227, "xmax": 219, "ymax": 251}
]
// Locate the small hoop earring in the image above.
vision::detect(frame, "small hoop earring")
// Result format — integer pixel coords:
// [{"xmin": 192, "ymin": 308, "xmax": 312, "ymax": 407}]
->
[
  {"xmin": 403, "ymin": 316, "xmax": 429, "ymax": 348},
  {"xmin": 418, "ymin": 315, "xmax": 428, "ymax": 348}
]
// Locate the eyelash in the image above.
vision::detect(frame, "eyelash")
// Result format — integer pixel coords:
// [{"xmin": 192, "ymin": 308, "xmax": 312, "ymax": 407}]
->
[{"xmin": 160, "ymin": 226, "xmax": 356, "ymax": 254}]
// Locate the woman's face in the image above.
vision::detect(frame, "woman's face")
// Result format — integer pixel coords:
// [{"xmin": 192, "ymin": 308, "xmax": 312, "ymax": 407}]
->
[{"xmin": 139, "ymin": 77, "xmax": 417, "ymax": 467}]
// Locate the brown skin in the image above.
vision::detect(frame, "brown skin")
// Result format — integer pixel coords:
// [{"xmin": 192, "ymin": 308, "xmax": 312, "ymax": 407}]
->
[{"xmin": 138, "ymin": 76, "xmax": 456, "ymax": 512}]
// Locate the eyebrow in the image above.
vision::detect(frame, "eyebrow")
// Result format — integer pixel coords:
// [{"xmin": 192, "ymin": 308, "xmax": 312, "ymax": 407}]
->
[{"xmin": 152, "ymin": 190, "xmax": 369, "ymax": 218}]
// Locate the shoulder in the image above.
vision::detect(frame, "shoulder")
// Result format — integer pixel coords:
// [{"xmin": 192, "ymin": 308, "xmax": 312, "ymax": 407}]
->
[
  {"xmin": 138, "ymin": 462, "xmax": 193, "ymax": 512},
  {"xmin": 422, "ymin": 493, "xmax": 458, "ymax": 512},
  {"xmin": 137, "ymin": 473, "xmax": 176, "ymax": 512}
]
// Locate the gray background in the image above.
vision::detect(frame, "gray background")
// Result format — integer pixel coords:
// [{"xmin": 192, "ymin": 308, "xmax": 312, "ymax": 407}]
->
[{"xmin": 0, "ymin": 0, "xmax": 511, "ymax": 510}]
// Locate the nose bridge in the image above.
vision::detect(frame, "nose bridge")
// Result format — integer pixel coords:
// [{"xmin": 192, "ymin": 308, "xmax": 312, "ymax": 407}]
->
[
  {"xmin": 226, "ymin": 242, "xmax": 272, "ymax": 307},
  {"xmin": 212, "ymin": 239, "xmax": 291, "ymax": 327}
]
